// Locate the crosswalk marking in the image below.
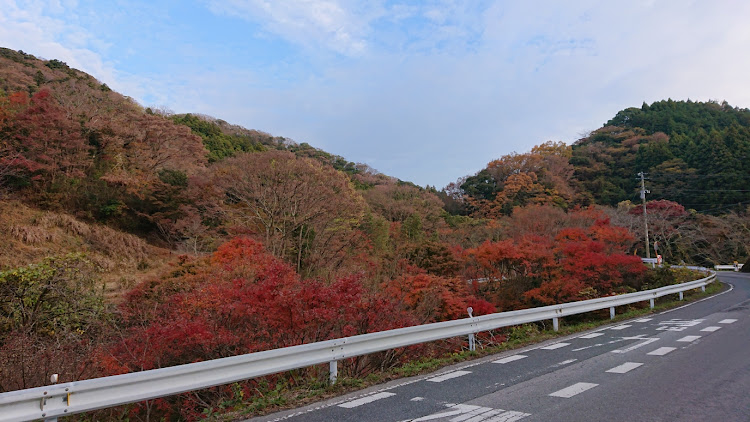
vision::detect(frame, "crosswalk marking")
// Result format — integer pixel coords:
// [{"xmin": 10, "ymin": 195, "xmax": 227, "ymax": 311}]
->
[
  {"xmin": 579, "ymin": 332, "xmax": 604, "ymax": 339},
  {"xmin": 549, "ymin": 382, "xmax": 598, "ymax": 398},
  {"xmin": 677, "ymin": 335, "xmax": 701, "ymax": 342},
  {"xmin": 648, "ymin": 347, "xmax": 676, "ymax": 356},
  {"xmin": 610, "ymin": 324, "xmax": 632, "ymax": 330},
  {"xmin": 719, "ymin": 319, "xmax": 737, "ymax": 324},
  {"xmin": 700, "ymin": 326, "xmax": 721, "ymax": 332},
  {"xmin": 428, "ymin": 370, "xmax": 472, "ymax": 382},
  {"xmin": 606, "ymin": 362, "xmax": 643, "ymax": 374},
  {"xmin": 338, "ymin": 392, "xmax": 395, "ymax": 408},
  {"xmin": 493, "ymin": 354, "xmax": 527, "ymax": 364},
  {"xmin": 541, "ymin": 342, "xmax": 570, "ymax": 350}
]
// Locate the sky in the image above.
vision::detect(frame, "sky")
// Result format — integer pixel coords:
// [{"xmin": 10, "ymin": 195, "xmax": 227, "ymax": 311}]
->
[{"xmin": 2, "ymin": 1, "xmax": 750, "ymax": 188}]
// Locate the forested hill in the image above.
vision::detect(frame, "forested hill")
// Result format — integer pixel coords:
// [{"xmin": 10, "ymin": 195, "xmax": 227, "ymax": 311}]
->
[
  {"xmin": 456, "ymin": 100, "xmax": 750, "ymax": 216},
  {"xmin": 572, "ymin": 100, "xmax": 750, "ymax": 211}
]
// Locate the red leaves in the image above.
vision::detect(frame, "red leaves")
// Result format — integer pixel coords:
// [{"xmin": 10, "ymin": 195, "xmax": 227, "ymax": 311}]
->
[
  {"xmin": 106, "ymin": 237, "xmax": 416, "ymax": 374},
  {"xmin": 1, "ymin": 88, "xmax": 90, "ymax": 185},
  {"xmin": 465, "ymin": 207, "xmax": 646, "ymax": 307}
]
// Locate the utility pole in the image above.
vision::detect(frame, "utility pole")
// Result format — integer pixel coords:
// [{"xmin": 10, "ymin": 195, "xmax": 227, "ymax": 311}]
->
[{"xmin": 638, "ymin": 172, "xmax": 650, "ymax": 259}]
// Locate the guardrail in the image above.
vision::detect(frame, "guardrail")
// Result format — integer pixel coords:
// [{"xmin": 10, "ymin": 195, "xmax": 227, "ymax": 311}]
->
[
  {"xmin": 0, "ymin": 270, "xmax": 716, "ymax": 422},
  {"xmin": 715, "ymin": 264, "xmax": 743, "ymax": 271}
]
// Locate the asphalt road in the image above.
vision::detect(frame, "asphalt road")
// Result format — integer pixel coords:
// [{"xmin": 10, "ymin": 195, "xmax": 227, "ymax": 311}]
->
[{"xmin": 249, "ymin": 272, "xmax": 750, "ymax": 422}]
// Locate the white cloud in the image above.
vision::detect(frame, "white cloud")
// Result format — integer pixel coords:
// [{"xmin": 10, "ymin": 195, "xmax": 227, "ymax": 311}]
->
[{"xmin": 205, "ymin": 0, "xmax": 379, "ymax": 56}]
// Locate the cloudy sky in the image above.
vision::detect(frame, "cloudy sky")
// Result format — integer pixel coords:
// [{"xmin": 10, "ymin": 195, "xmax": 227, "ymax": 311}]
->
[{"xmin": 2, "ymin": 1, "xmax": 750, "ymax": 187}]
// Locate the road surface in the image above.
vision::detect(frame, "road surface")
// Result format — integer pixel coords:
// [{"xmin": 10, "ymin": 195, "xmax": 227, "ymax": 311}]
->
[{"xmin": 249, "ymin": 272, "xmax": 750, "ymax": 422}]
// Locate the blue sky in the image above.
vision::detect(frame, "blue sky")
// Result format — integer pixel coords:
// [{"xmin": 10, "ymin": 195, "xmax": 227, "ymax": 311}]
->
[{"xmin": 2, "ymin": 1, "xmax": 750, "ymax": 188}]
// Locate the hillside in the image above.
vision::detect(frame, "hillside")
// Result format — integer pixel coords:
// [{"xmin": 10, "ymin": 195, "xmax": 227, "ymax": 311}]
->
[
  {"xmin": 456, "ymin": 100, "xmax": 750, "ymax": 215},
  {"xmin": 573, "ymin": 100, "xmax": 750, "ymax": 211}
]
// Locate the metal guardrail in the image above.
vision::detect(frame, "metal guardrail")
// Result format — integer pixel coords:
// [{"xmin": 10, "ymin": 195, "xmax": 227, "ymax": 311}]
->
[
  {"xmin": 0, "ymin": 270, "xmax": 716, "ymax": 422},
  {"xmin": 715, "ymin": 264, "xmax": 743, "ymax": 271}
]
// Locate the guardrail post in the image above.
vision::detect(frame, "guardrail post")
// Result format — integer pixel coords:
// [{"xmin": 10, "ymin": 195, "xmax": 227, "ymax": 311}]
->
[
  {"xmin": 701, "ymin": 285, "xmax": 705, "ymax": 292},
  {"xmin": 609, "ymin": 307, "xmax": 615, "ymax": 319},
  {"xmin": 467, "ymin": 307, "xmax": 476, "ymax": 351},
  {"xmin": 552, "ymin": 317, "xmax": 559, "ymax": 332},
  {"xmin": 650, "ymin": 298, "xmax": 654, "ymax": 309},
  {"xmin": 329, "ymin": 361, "xmax": 338, "ymax": 384},
  {"xmin": 679, "ymin": 292, "xmax": 683, "ymax": 301}
]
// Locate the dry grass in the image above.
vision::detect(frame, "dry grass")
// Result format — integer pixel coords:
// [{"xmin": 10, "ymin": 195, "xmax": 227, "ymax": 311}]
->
[{"xmin": 0, "ymin": 200, "xmax": 175, "ymax": 300}]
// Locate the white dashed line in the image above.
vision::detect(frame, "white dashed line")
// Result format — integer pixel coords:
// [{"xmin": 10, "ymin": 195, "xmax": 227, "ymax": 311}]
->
[
  {"xmin": 428, "ymin": 370, "xmax": 472, "ymax": 382},
  {"xmin": 635, "ymin": 318, "xmax": 653, "ymax": 322},
  {"xmin": 541, "ymin": 342, "xmax": 570, "ymax": 350},
  {"xmin": 648, "ymin": 347, "xmax": 676, "ymax": 356},
  {"xmin": 549, "ymin": 382, "xmax": 598, "ymax": 398},
  {"xmin": 719, "ymin": 319, "xmax": 737, "ymax": 324},
  {"xmin": 338, "ymin": 392, "xmax": 396, "ymax": 408},
  {"xmin": 700, "ymin": 326, "xmax": 721, "ymax": 332},
  {"xmin": 556, "ymin": 359, "xmax": 577, "ymax": 366},
  {"xmin": 578, "ymin": 332, "xmax": 605, "ymax": 339},
  {"xmin": 606, "ymin": 362, "xmax": 643, "ymax": 374},
  {"xmin": 411, "ymin": 397, "xmax": 424, "ymax": 402},
  {"xmin": 610, "ymin": 324, "xmax": 632, "ymax": 330},
  {"xmin": 677, "ymin": 335, "xmax": 701, "ymax": 343},
  {"xmin": 493, "ymin": 355, "xmax": 528, "ymax": 364}
]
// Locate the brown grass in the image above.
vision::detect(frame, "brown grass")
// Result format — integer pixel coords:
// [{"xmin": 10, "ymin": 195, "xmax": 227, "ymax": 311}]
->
[{"xmin": 0, "ymin": 200, "xmax": 175, "ymax": 300}]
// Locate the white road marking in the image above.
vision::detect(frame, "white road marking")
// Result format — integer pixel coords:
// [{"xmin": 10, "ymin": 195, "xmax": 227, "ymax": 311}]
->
[
  {"xmin": 656, "ymin": 319, "xmax": 704, "ymax": 332},
  {"xmin": 555, "ymin": 359, "xmax": 577, "ymax": 366},
  {"xmin": 549, "ymin": 382, "xmax": 598, "ymax": 398},
  {"xmin": 411, "ymin": 404, "xmax": 483, "ymax": 421},
  {"xmin": 719, "ymin": 319, "xmax": 737, "ymax": 324},
  {"xmin": 635, "ymin": 318, "xmax": 653, "ymax": 322},
  {"xmin": 338, "ymin": 392, "xmax": 396, "ymax": 408},
  {"xmin": 410, "ymin": 404, "xmax": 530, "ymax": 422},
  {"xmin": 428, "ymin": 370, "xmax": 472, "ymax": 382},
  {"xmin": 610, "ymin": 324, "xmax": 632, "ymax": 330},
  {"xmin": 541, "ymin": 342, "xmax": 570, "ymax": 350},
  {"xmin": 572, "ymin": 343, "xmax": 603, "ymax": 351},
  {"xmin": 493, "ymin": 354, "xmax": 528, "ymax": 364},
  {"xmin": 677, "ymin": 335, "xmax": 701, "ymax": 342},
  {"xmin": 606, "ymin": 362, "xmax": 644, "ymax": 373},
  {"xmin": 700, "ymin": 326, "xmax": 721, "ymax": 332},
  {"xmin": 463, "ymin": 409, "xmax": 503, "ymax": 421},
  {"xmin": 572, "ymin": 343, "xmax": 604, "ymax": 351},
  {"xmin": 411, "ymin": 397, "xmax": 425, "ymax": 402},
  {"xmin": 648, "ymin": 347, "xmax": 676, "ymax": 356},
  {"xmin": 578, "ymin": 332, "xmax": 604, "ymax": 339},
  {"xmin": 611, "ymin": 337, "xmax": 659, "ymax": 353},
  {"xmin": 451, "ymin": 407, "xmax": 496, "ymax": 421},
  {"xmin": 485, "ymin": 410, "xmax": 531, "ymax": 421}
]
